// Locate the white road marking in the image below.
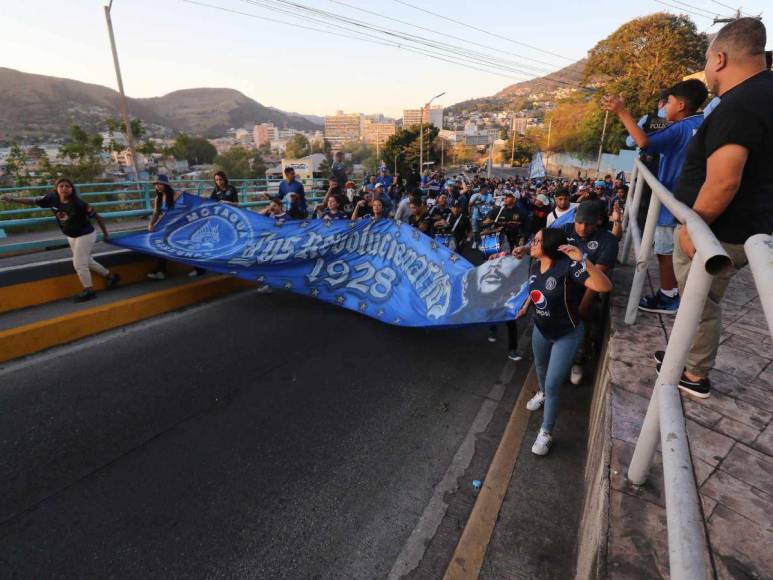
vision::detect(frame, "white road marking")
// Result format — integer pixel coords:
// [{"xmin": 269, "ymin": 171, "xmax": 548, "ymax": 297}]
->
[{"xmin": 387, "ymin": 362, "xmax": 517, "ymax": 580}]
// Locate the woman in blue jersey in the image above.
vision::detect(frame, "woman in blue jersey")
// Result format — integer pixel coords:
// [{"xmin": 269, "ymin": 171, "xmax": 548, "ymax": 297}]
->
[{"xmin": 517, "ymin": 227, "xmax": 612, "ymax": 455}]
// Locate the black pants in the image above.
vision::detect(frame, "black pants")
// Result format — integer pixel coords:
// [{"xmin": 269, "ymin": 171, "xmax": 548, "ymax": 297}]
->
[{"xmin": 489, "ymin": 320, "xmax": 518, "ymax": 350}]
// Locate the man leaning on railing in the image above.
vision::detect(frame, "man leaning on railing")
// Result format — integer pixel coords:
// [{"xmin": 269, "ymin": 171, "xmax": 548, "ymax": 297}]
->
[{"xmin": 668, "ymin": 17, "xmax": 773, "ymax": 398}]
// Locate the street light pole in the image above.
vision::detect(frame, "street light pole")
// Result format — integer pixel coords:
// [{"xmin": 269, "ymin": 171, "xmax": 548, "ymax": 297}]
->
[
  {"xmin": 596, "ymin": 110, "xmax": 609, "ymax": 174},
  {"xmin": 104, "ymin": 0, "xmax": 141, "ymax": 182},
  {"xmin": 419, "ymin": 91, "xmax": 445, "ymax": 179}
]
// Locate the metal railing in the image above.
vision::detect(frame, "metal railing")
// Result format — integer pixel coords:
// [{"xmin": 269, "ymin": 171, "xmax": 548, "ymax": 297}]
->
[
  {"xmin": 744, "ymin": 234, "xmax": 773, "ymax": 336},
  {"xmin": 620, "ymin": 159, "xmax": 734, "ymax": 580},
  {"xmin": 0, "ymin": 177, "xmax": 328, "ymax": 253}
]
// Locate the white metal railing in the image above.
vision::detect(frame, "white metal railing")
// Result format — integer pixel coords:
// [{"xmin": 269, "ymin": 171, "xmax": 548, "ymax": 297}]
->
[
  {"xmin": 744, "ymin": 234, "xmax": 773, "ymax": 336},
  {"xmin": 620, "ymin": 159, "xmax": 734, "ymax": 580}
]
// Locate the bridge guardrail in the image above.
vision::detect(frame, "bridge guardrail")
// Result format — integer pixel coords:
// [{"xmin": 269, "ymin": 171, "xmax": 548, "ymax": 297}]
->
[
  {"xmin": 620, "ymin": 158, "xmax": 735, "ymax": 580},
  {"xmin": 0, "ymin": 178, "xmax": 328, "ymax": 254}
]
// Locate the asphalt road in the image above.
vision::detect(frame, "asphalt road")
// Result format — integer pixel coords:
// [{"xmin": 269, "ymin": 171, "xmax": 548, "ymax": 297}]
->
[{"xmin": 0, "ymin": 285, "xmax": 529, "ymax": 579}]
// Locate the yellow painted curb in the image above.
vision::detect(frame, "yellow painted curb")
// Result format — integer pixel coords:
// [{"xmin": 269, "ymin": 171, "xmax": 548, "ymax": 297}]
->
[
  {"xmin": 0, "ymin": 259, "xmax": 194, "ymax": 314},
  {"xmin": 443, "ymin": 367, "xmax": 538, "ymax": 580},
  {"xmin": 0, "ymin": 276, "xmax": 252, "ymax": 363}
]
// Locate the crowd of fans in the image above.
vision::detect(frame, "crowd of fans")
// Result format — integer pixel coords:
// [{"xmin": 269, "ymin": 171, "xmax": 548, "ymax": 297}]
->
[{"xmin": 1, "ymin": 17, "xmax": 769, "ymax": 457}]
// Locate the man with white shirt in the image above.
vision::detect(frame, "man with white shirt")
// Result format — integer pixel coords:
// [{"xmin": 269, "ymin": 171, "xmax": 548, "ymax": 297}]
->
[{"xmin": 546, "ymin": 189, "xmax": 577, "ymax": 227}]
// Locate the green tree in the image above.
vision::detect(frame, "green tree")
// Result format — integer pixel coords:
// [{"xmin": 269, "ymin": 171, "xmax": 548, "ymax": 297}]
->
[
  {"xmin": 47, "ymin": 124, "xmax": 105, "ymax": 183},
  {"xmin": 284, "ymin": 134, "xmax": 311, "ymax": 159},
  {"xmin": 167, "ymin": 133, "xmax": 217, "ymax": 165},
  {"xmin": 500, "ymin": 134, "xmax": 537, "ymax": 166},
  {"xmin": 381, "ymin": 125, "xmax": 439, "ymax": 177},
  {"xmin": 215, "ymin": 146, "xmax": 252, "ymax": 179},
  {"xmin": 310, "ymin": 138, "xmax": 330, "ymax": 155},
  {"xmin": 257, "ymin": 142, "xmax": 272, "ymax": 156},
  {"xmin": 578, "ymin": 12, "xmax": 708, "ymax": 155},
  {"xmin": 317, "ymin": 157, "xmax": 331, "ymax": 179},
  {"xmin": 5, "ymin": 143, "xmax": 31, "ymax": 186}
]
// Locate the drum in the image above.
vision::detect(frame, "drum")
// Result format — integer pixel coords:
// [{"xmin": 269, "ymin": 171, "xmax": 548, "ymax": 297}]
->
[
  {"xmin": 480, "ymin": 230, "xmax": 503, "ymax": 256},
  {"xmin": 434, "ymin": 233, "xmax": 456, "ymax": 251}
]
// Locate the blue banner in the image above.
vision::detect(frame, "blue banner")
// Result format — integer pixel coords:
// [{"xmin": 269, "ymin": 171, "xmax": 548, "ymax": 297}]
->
[
  {"xmin": 529, "ymin": 151, "xmax": 546, "ymax": 179},
  {"xmin": 112, "ymin": 194, "xmax": 574, "ymax": 327}
]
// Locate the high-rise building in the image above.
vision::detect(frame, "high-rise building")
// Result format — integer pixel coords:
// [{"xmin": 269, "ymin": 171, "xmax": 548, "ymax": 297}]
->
[
  {"xmin": 429, "ymin": 105, "xmax": 444, "ymax": 129},
  {"xmin": 403, "ymin": 104, "xmax": 443, "ymax": 128},
  {"xmin": 402, "ymin": 108, "xmax": 426, "ymax": 128},
  {"xmin": 324, "ymin": 111, "xmax": 364, "ymax": 148},
  {"xmin": 362, "ymin": 120, "xmax": 396, "ymax": 148},
  {"xmin": 253, "ymin": 123, "xmax": 277, "ymax": 147}
]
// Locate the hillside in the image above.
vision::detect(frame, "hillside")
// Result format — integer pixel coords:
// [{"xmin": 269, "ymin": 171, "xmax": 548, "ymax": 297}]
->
[
  {"xmin": 0, "ymin": 68, "xmax": 321, "ymax": 142},
  {"xmin": 447, "ymin": 59, "xmax": 589, "ymax": 114}
]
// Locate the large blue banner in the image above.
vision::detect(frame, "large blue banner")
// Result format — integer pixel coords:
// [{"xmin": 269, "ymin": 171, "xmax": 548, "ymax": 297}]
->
[{"xmin": 112, "ymin": 194, "xmax": 573, "ymax": 327}]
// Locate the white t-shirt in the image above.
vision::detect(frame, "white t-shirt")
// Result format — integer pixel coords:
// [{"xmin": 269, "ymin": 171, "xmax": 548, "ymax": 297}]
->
[{"xmin": 546, "ymin": 203, "xmax": 578, "ymax": 227}]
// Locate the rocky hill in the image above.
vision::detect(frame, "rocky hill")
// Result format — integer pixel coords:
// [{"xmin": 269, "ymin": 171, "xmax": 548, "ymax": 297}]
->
[
  {"xmin": 0, "ymin": 67, "xmax": 322, "ymax": 142},
  {"xmin": 447, "ymin": 59, "xmax": 589, "ymax": 114}
]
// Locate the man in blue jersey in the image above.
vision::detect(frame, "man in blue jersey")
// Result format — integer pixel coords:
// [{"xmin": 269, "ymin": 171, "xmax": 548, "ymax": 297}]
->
[
  {"xmin": 276, "ymin": 167, "xmax": 307, "ymax": 218},
  {"xmin": 603, "ymin": 79, "xmax": 709, "ymax": 314}
]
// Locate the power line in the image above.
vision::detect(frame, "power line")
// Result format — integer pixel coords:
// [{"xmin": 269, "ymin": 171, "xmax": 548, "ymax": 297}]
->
[
  {"xmin": 326, "ymin": 0, "xmax": 564, "ymax": 73},
  {"xmin": 389, "ymin": 0, "xmax": 575, "ymax": 62},
  {"xmin": 707, "ymin": 0, "xmax": 750, "ymax": 16},
  {"xmin": 241, "ymin": 0, "xmax": 590, "ymax": 89},
  {"xmin": 666, "ymin": 0, "xmax": 722, "ymax": 17},
  {"xmin": 652, "ymin": 0, "xmax": 716, "ymax": 20},
  {"xmin": 183, "ymin": 0, "xmax": 545, "ymax": 81}
]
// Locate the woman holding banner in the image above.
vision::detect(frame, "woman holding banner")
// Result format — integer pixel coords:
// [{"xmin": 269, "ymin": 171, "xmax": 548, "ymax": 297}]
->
[{"xmin": 518, "ymin": 227, "xmax": 612, "ymax": 456}]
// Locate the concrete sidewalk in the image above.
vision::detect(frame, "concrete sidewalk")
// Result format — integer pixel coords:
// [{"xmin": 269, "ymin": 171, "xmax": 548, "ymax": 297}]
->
[{"xmin": 597, "ymin": 261, "xmax": 772, "ymax": 578}]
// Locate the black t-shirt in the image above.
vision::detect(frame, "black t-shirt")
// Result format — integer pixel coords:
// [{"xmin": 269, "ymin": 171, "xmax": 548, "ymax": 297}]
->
[
  {"xmin": 561, "ymin": 223, "xmax": 619, "ymax": 270},
  {"xmin": 429, "ymin": 204, "xmax": 451, "ymax": 225},
  {"xmin": 37, "ymin": 192, "xmax": 95, "ymax": 238},
  {"xmin": 316, "ymin": 208, "xmax": 349, "ymax": 220},
  {"xmin": 448, "ymin": 213, "xmax": 471, "ymax": 246},
  {"xmin": 674, "ymin": 71, "xmax": 773, "ymax": 244},
  {"xmin": 529, "ymin": 257, "xmax": 590, "ymax": 340},
  {"xmin": 210, "ymin": 185, "xmax": 239, "ymax": 203}
]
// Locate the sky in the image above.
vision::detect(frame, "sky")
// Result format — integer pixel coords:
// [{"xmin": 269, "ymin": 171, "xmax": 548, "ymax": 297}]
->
[{"xmin": 1, "ymin": 0, "xmax": 768, "ymax": 119}]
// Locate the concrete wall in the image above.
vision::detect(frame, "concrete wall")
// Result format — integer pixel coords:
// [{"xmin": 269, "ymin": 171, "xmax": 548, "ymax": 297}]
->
[
  {"xmin": 544, "ymin": 150, "xmax": 637, "ymax": 181},
  {"xmin": 574, "ymin": 321, "xmax": 613, "ymax": 580}
]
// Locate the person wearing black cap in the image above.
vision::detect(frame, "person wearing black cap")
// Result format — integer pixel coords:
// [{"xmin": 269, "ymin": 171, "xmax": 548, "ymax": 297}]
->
[
  {"xmin": 560, "ymin": 200, "xmax": 619, "ymax": 384},
  {"xmin": 481, "ymin": 192, "xmax": 526, "ymax": 250},
  {"xmin": 147, "ymin": 174, "xmax": 196, "ymax": 280}
]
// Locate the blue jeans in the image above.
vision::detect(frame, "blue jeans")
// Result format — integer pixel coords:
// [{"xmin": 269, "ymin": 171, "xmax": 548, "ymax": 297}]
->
[{"xmin": 531, "ymin": 323, "xmax": 584, "ymax": 433}]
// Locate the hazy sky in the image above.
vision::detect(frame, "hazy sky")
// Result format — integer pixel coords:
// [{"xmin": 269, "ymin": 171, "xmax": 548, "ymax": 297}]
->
[{"xmin": 2, "ymin": 0, "xmax": 768, "ymax": 118}]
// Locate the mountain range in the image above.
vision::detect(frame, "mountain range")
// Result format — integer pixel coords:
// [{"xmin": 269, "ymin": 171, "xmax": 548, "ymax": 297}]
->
[{"xmin": 0, "ymin": 67, "xmax": 322, "ymax": 142}]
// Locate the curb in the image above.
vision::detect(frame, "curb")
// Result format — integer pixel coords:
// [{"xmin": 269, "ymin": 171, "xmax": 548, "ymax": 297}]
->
[{"xmin": 0, "ymin": 276, "xmax": 252, "ymax": 363}]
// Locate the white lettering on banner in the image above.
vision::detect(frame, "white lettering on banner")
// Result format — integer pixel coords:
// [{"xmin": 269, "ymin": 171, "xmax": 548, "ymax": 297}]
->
[{"xmin": 221, "ymin": 221, "xmax": 454, "ymax": 317}]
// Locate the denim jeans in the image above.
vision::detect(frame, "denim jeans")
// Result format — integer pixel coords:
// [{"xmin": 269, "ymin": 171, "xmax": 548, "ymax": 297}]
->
[{"xmin": 531, "ymin": 323, "xmax": 584, "ymax": 432}]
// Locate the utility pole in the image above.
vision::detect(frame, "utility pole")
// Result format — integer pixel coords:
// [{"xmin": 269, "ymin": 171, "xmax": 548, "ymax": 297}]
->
[
  {"xmin": 419, "ymin": 91, "xmax": 445, "ymax": 178},
  {"xmin": 510, "ymin": 116, "xmax": 516, "ymax": 166},
  {"xmin": 487, "ymin": 136, "xmax": 494, "ymax": 178},
  {"xmin": 104, "ymin": 0, "xmax": 141, "ymax": 183},
  {"xmin": 713, "ymin": 9, "xmax": 761, "ymax": 25},
  {"xmin": 596, "ymin": 110, "xmax": 609, "ymax": 174}
]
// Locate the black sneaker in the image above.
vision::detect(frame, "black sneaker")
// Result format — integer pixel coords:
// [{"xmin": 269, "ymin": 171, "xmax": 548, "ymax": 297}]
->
[
  {"xmin": 654, "ymin": 351, "xmax": 665, "ymax": 365},
  {"xmin": 106, "ymin": 273, "xmax": 120, "ymax": 289},
  {"xmin": 74, "ymin": 289, "xmax": 97, "ymax": 303},
  {"xmin": 655, "ymin": 363, "xmax": 711, "ymax": 399}
]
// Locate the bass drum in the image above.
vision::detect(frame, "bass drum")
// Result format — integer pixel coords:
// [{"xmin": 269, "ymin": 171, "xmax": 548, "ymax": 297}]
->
[
  {"xmin": 434, "ymin": 233, "xmax": 456, "ymax": 252},
  {"xmin": 480, "ymin": 229, "xmax": 510, "ymax": 257}
]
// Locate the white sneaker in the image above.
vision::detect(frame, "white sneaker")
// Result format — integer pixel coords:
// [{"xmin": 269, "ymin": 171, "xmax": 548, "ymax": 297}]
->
[
  {"xmin": 526, "ymin": 391, "xmax": 545, "ymax": 411},
  {"xmin": 256, "ymin": 284, "xmax": 273, "ymax": 295},
  {"xmin": 570, "ymin": 364, "xmax": 583, "ymax": 385},
  {"xmin": 531, "ymin": 428, "xmax": 552, "ymax": 456},
  {"xmin": 188, "ymin": 269, "xmax": 200, "ymax": 278},
  {"xmin": 147, "ymin": 272, "xmax": 165, "ymax": 280}
]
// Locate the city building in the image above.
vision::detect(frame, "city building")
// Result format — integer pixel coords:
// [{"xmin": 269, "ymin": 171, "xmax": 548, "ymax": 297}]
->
[
  {"xmin": 362, "ymin": 120, "xmax": 396, "ymax": 148},
  {"xmin": 253, "ymin": 123, "xmax": 278, "ymax": 147},
  {"xmin": 429, "ymin": 105, "xmax": 444, "ymax": 129},
  {"xmin": 324, "ymin": 111, "xmax": 364, "ymax": 149}
]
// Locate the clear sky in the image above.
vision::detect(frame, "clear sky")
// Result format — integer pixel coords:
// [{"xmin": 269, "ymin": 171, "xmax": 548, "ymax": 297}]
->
[{"xmin": 2, "ymin": 0, "xmax": 768, "ymax": 118}]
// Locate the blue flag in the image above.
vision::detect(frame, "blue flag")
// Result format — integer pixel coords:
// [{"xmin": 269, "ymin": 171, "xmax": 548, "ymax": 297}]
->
[
  {"xmin": 528, "ymin": 151, "xmax": 546, "ymax": 179},
  {"xmin": 112, "ymin": 194, "xmax": 548, "ymax": 328}
]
